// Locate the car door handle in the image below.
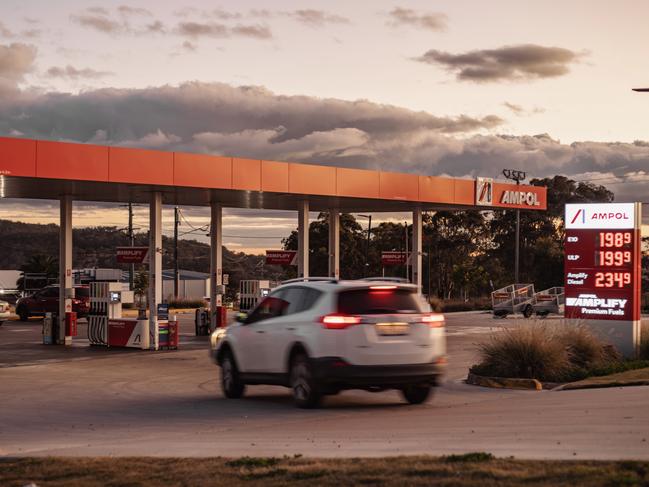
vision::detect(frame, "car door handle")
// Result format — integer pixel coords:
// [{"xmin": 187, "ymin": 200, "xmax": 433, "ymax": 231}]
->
[
  {"xmin": 256, "ymin": 330, "xmax": 265, "ymax": 334},
  {"xmin": 286, "ymin": 327, "xmax": 296, "ymax": 331}
]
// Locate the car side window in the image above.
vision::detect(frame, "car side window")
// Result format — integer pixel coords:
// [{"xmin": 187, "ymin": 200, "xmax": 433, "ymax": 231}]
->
[
  {"xmin": 282, "ymin": 287, "xmax": 307, "ymax": 315},
  {"xmin": 300, "ymin": 289, "xmax": 322, "ymax": 312},
  {"xmin": 245, "ymin": 295, "xmax": 289, "ymax": 324}
]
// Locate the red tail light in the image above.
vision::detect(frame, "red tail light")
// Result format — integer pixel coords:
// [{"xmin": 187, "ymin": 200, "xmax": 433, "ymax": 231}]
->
[
  {"xmin": 421, "ymin": 313, "xmax": 445, "ymax": 327},
  {"xmin": 320, "ymin": 314, "xmax": 362, "ymax": 329}
]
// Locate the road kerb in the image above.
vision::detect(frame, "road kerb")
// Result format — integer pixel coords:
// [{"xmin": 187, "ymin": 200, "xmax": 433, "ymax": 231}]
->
[
  {"xmin": 554, "ymin": 379, "xmax": 649, "ymax": 391},
  {"xmin": 466, "ymin": 373, "xmax": 542, "ymax": 391}
]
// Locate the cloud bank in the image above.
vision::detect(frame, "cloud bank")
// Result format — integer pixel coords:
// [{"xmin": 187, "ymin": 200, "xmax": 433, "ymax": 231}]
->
[
  {"xmin": 0, "ymin": 56, "xmax": 646, "ymax": 204},
  {"xmin": 416, "ymin": 44, "xmax": 585, "ymax": 82}
]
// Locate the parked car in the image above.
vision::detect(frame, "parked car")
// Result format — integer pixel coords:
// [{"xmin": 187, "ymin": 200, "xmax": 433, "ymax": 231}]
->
[
  {"xmin": 15, "ymin": 285, "xmax": 90, "ymax": 321},
  {"xmin": 0, "ymin": 299, "xmax": 11, "ymax": 324},
  {"xmin": 211, "ymin": 278, "xmax": 446, "ymax": 408}
]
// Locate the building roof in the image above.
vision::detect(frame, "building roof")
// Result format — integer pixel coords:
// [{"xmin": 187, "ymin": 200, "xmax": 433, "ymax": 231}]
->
[{"xmin": 0, "ymin": 137, "xmax": 547, "ymax": 213}]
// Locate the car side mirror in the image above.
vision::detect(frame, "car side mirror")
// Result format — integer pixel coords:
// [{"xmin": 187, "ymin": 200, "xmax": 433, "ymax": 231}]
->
[{"xmin": 234, "ymin": 312, "xmax": 247, "ymax": 323}]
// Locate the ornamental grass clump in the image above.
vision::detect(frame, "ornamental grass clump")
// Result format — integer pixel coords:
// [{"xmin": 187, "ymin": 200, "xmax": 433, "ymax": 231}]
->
[{"xmin": 471, "ymin": 323, "xmax": 616, "ymax": 382}]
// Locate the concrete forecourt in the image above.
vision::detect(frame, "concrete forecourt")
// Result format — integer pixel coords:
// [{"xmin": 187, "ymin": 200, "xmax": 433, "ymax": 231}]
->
[{"xmin": 1, "ymin": 312, "xmax": 648, "ymax": 461}]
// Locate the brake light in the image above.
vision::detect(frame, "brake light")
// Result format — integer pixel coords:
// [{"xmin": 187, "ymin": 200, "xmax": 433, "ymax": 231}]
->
[
  {"xmin": 369, "ymin": 285, "xmax": 397, "ymax": 290},
  {"xmin": 421, "ymin": 313, "xmax": 445, "ymax": 327},
  {"xmin": 321, "ymin": 314, "xmax": 362, "ymax": 329}
]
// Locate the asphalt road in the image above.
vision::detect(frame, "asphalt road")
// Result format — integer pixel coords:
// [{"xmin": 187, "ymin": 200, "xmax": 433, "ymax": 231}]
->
[{"xmin": 1, "ymin": 312, "xmax": 648, "ymax": 459}]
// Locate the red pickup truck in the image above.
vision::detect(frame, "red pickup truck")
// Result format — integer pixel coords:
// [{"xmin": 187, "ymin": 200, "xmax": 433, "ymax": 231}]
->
[{"xmin": 15, "ymin": 285, "xmax": 90, "ymax": 321}]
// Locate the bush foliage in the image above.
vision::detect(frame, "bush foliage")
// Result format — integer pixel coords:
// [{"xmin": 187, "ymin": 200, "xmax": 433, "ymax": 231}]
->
[
  {"xmin": 470, "ymin": 324, "xmax": 625, "ymax": 382},
  {"xmin": 165, "ymin": 298, "xmax": 207, "ymax": 309}
]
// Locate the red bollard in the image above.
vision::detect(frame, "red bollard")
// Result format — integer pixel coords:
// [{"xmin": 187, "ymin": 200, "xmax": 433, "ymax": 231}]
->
[
  {"xmin": 65, "ymin": 311, "xmax": 78, "ymax": 337},
  {"xmin": 216, "ymin": 306, "xmax": 227, "ymax": 327}
]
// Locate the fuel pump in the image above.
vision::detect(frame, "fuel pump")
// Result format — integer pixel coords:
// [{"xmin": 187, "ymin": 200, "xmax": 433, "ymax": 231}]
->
[{"xmin": 88, "ymin": 282, "xmax": 138, "ymax": 347}]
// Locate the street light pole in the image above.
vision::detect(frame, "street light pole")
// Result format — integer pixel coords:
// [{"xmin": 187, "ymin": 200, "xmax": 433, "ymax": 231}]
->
[{"xmin": 502, "ymin": 169, "xmax": 526, "ymax": 283}]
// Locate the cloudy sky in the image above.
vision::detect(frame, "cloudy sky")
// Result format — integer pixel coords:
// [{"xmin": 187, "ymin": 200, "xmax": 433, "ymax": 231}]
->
[{"xmin": 1, "ymin": 0, "xmax": 648, "ymax": 252}]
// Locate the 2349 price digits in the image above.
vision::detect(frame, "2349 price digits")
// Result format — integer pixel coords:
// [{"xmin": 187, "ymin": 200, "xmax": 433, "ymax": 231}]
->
[{"xmin": 594, "ymin": 272, "xmax": 631, "ymax": 288}]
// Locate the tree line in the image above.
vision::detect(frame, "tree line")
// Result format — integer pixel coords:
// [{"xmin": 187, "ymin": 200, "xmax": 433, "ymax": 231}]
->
[{"xmin": 282, "ymin": 175, "xmax": 617, "ymax": 298}]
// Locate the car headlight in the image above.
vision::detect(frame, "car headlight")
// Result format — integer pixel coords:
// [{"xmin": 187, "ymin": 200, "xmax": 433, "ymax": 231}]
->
[{"xmin": 210, "ymin": 328, "xmax": 227, "ymax": 350}]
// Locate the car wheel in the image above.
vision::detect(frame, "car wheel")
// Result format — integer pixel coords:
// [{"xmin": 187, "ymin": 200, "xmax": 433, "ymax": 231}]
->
[
  {"xmin": 400, "ymin": 384, "xmax": 432, "ymax": 405},
  {"xmin": 290, "ymin": 353, "xmax": 322, "ymax": 409},
  {"xmin": 523, "ymin": 304, "xmax": 533, "ymax": 318},
  {"xmin": 220, "ymin": 351, "xmax": 245, "ymax": 399},
  {"xmin": 17, "ymin": 306, "xmax": 29, "ymax": 322}
]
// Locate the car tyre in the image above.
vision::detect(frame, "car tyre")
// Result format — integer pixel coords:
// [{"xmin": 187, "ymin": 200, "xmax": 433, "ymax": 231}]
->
[
  {"xmin": 523, "ymin": 304, "xmax": 533, "ymax": 318},
  {"xmin": 401, "ymin": 384, "xmax": 432, "ymax": 405},
  {"xmin": 221, "ymin": 350, "xmax": 245, "ymax": 399},
  {"xmin": 17, "ymin": 306, "xmax": 29, "ymax": 322},
  {"xmin": 290, "ymin": 353, "xmax": 322, "ymax": 409}
]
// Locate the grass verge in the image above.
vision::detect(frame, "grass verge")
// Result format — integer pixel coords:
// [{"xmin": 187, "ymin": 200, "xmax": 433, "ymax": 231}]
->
[{"xmin": 2, "ymin": 455, "xmax": 649, "ymax": 486}]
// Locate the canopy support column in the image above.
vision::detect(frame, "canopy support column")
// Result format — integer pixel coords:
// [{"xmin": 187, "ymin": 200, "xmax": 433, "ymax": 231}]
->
[
  {"xmin": 59, "ymin": 194, "xmax": 72, "ymax": 345},
  {"xmin": 147, "ymin": 191, "xmax": 162, "ymax": 351},
  {"xmin": 328, "ymin": 209, "xmax": 340, "ymax": 279},
  {"xmin": 297, "ymin": 200, "xmax": 309, "ymax": 278}
]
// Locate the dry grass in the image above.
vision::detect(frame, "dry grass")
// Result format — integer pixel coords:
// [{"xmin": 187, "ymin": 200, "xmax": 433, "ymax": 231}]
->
[
  {"xmin": 470, "ymin": 324, "xmax": 620, "ymax": 382},
  {"xmin": 2, "ymin": 456, "xmax": 649, "ymax": 486}
]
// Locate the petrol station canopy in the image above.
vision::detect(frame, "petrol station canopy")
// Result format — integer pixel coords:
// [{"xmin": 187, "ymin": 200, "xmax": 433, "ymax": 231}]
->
[{"xmin": 0, "ymin": 137, "xmax": 547, "ymax": 213}]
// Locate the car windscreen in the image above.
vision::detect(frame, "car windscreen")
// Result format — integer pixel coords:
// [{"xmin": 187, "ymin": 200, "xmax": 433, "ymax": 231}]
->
[{"xmin": 337, "ymin": 288, "xmax": 423, "ymax": 315}]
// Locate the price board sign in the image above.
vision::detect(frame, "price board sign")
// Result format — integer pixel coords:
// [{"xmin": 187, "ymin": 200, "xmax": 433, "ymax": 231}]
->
[{"xmin": 564, "ymin": 203, "xmax": 641, "ymax": 355}]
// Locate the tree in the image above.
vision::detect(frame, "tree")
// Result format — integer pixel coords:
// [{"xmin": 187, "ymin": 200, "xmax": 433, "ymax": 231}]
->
[
  {"xmin": 282, "ymin": 213, "xmax": 367, "ymax": 278},
  {"xmin": 425, "ymin": 211, "xmax": 489, "ymax": 299},
  {"xmin": 489, "ymin": 175, "xmax": 614, "ymax": 288},
  {"xmin": 17, "ymin": 254, "xmax": 58, "ymax": 290}
]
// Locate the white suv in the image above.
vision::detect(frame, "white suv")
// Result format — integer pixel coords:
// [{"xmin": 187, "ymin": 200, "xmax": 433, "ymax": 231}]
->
[{"xmin": 211, "ymin": 278, "xmax": 446, "ymax": 408}]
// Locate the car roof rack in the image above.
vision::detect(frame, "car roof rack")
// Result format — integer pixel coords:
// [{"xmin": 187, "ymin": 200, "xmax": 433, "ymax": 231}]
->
[
  {"xmin": 281, "ymin": 277, "xmax": 339, "ymax": 285},
  {"xmin": 361, "ymin": 277, "xmax": 410, "ymax": 283}
]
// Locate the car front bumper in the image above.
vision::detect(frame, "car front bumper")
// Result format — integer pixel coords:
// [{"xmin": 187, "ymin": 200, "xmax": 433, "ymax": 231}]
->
[{"xmin": 310, "ymin": 357, "xmax": 446, "ymax": 388}]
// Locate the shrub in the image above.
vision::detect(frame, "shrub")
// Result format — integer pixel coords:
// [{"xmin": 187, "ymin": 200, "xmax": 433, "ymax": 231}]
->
[
  {"xmin": 165, "ymin": 298, "xmax": 207, "ymax": 309},
  {"xmin": 428, "ymin": 296, "xmax": 443, "ymax": 312},
  {"xmin": 427, "ymin": 297, "xmax": 491, "ymax": 313},
  {"xmin": 444, "ymin": 452, "xmax": 494, "ymax": 463},
  {"xmin": 561, "ymin": 325, "xmax": 618, "ymax": 369},
  {"xmin": 471, "ymin": 324, "xmax": 572, "ymax": 382},
  {"xmin": 470, "ymin": 323, "xmax": 620, "ymax": 382}
]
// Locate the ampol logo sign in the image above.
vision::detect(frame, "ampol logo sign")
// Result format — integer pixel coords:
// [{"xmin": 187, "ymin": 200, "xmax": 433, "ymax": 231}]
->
[
  {"xmin": 565, "ymin": 203, "xmax": 636, "ymax": 229},
  {"xmin": 475, "ymin": 177, "xmax": 493, "ymax": 206}
]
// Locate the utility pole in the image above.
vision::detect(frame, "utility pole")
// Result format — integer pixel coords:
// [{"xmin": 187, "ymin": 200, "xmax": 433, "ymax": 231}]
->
[
  {"xmin": 174, "ymin": 206, "xmax": 180, "ymax": 299},
  {"xmin": 358, "ymin": 214, "xmax": 372, "ymax": 277},
  {"xmin": 502, "ymin": 169, "xmax": 526, "ymax": 283},
  {"xmin": 128, "ymin": 202, "xmax": 134, "ymax": 291}
]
